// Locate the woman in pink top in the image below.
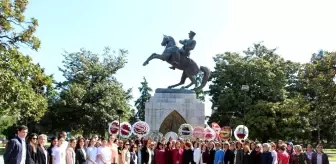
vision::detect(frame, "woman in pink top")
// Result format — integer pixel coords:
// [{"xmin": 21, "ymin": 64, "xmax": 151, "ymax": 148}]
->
[
  {"xmin": 172, "ymin": 141, "xmax": 184, "ymax": 164},
  {"xmin": 155, "ymin": 142, "xmax": 166, "ymax": 164}
]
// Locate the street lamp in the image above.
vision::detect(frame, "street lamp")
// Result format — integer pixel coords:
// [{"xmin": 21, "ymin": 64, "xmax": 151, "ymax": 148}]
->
[
  {"xmin": 204, "ymin": 116, "xmax": 210, "ymax": 127},
  {"xmin": 241, "ymin": 85, "xmax": 249, "ymax": 135},
  {"xmin": 116, "ymin": 109, "xmax": 124, "ymax": 139},
  {"xmin": 135, "ymin": 113, "xmax": 140, "ymax": 122},
  {"xmin": 212, "ymin": 105, "xmax": 220, "ymax": 123},
  {"xmin": 241, "ymin": 85, "xmax": 249, "ymax": 119}
]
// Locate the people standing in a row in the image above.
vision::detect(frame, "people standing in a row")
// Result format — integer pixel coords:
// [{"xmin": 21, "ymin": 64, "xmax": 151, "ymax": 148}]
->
[{"xmin": 2, "ymin": 125, "xmax": 331, "ymax": 164}]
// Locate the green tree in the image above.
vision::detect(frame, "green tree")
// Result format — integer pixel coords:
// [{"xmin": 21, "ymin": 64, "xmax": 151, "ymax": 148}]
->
[
  {"xmin": 209, "ymin": 43, "xmax": 311, "ymax": 141},
  {"xmin": 44, "ymin": 48, "xmax": 132, "ymax": 135},
  {"xmin": 134, "ymin": 77, "xmax": 152, "ymax": 121},
  {"xmin": 298, "ymin": 51, "xmax": 336, "ymax": 142},
  {"xmin": 0, "ymin": 0, "xmax": 40, "ymax": 50},
  {"xmin": 0, "ymin": 0, "xmax": 52, "ymax": 131}
]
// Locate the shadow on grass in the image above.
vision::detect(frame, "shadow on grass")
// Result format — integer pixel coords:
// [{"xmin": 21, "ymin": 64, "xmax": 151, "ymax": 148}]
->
[{"xmin": 0, "ymin": 147, "xmax": 4, "ymax": 155}]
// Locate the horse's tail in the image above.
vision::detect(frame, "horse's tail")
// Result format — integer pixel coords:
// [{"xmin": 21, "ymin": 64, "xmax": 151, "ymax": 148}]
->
[{"xmin": 196, "ymin": 66, "xmax": 211, "ymax": 90}]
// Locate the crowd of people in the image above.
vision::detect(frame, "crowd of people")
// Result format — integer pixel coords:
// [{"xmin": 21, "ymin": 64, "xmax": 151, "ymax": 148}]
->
[{"xmin": 3, "ymin": 125, "xmax": 330, "ymax": 164}]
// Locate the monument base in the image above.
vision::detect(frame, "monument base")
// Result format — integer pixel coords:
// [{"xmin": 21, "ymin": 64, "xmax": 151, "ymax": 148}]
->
[{"xmin": 145, "ymin": 88, "xmax": 205, "ymax": 135}]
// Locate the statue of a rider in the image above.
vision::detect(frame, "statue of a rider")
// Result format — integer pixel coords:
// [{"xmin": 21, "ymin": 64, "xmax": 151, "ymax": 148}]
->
[{"xmin": 170, "ymin": 31, "xmax": 197, "ymax": 70}]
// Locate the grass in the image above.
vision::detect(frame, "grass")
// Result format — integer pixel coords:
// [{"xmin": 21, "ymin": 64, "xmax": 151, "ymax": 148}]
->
[
  {"xmin": 324, "ymin": 149, "xmax": 336, "ymax": 161},
  {"xmin": 0, "ymin": 147, "xmax": 4, "ymax": 155}
]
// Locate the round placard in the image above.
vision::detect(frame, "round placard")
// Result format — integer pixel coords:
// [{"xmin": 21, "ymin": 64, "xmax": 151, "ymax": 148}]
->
[
  {"xmin": 234, "ymin": 125, "xmax": 249, "ymax": 141},
  {"xmin": 164, "ymin": 132, "xmax": 178, "ymax": 141},
  {"xmin": 211, "ymin": 122, "xmax": 221, "ymax": 134},
  {"xmin": 204, "ymin": 127, "xmax": 216, "ymax": 141},
  {"xmin": 132, "ymin": 121, "xmax": 150, "ymax": 137},
  {"xmin": 108, "ymin": 120, "xmax": 119, "ymax": 135},
  {"xmin": 178, "ymin": 124, "xmax": 193, "ymax": 139},
  {"xmin": 193, "ymin": 126, "xmax": 205, "ymax": 139},
  {"xmin": 219, "ymin": 126, "xmax": 232, "ymax": 141},
  {"xmin": 149, "ymin": 132, "xmax": 163, "ymax": 142},
  {"xmin": 119, "ymin": 122, "xmax": 132, "ymax": 138}
]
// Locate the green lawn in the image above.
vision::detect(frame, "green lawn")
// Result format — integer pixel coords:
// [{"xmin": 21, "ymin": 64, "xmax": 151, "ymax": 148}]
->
[
  {"xmin": 0, "ymin": 147, "xmax": 4, "ymax": 155},
  {"xmin": 324, "ymin": 149, "xmax": 336, "ymax": 161}
]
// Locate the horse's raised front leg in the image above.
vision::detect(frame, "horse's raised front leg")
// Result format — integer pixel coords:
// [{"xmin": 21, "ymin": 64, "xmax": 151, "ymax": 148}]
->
[
  {"xmin": 184, "ymin": 74, "xmax": 197, "ymax": 89},
  {"xmin": 168, "ymin": 72, "xmax": 187, "ymax": 89},
  {"xmin": 143, "ymin": 53, "xmax": 168, "ymax": 66},
  {"xmin": 143, "ymin": 53, "xmax": 156, "ymax": 66}
]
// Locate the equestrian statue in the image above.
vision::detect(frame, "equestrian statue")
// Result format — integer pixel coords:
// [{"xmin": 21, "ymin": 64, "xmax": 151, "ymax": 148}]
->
[{"xmin": 143, "ymin": 31, "xmax": 211, "ymax": 91}]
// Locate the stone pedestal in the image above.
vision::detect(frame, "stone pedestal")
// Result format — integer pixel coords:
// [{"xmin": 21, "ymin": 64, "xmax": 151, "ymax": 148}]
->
[{"xmin": 145, "ymin": 88, "xmax": 205, "ymax": 135}]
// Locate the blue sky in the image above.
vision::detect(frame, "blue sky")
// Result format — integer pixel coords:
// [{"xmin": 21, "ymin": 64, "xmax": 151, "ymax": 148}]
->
[{"xmin": 22, "ymin": 0, "xmax": 336, "ymax": 116}]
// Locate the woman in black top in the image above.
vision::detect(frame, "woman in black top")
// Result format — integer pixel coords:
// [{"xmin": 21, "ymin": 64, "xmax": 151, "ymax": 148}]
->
[
  {"xmin": 130, "ymin": 144, "xmax": 138, "ymax": 164},
  {"xmin": 182, "ymin": 142, "xmax": 194, "ymax": 164},
  {"xmin": 75, "ymin": 137, "xmax": 87, "ymax": 164},
  {"xmin": 36, "ymin": 134, "xmax": 48, "ymax": 164},
  {"xmin": 208, "ymin": 142, "xmax": 216, "ymax": 164},
  {"xmin": 243, "ymin": 145, "xmax": 251, "ymax": 164},
  {"xmin": 26, "ymin": 133, "xmax": 38, "ymax": 164},
  {"xmin": 250, "ymin": 144, "xmax": 262, "ymax": 164}
]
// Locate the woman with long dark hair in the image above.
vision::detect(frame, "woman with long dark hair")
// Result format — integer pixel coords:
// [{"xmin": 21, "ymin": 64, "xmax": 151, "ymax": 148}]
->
[
  {"xmin": 75, "ymin": 137, "xmax": 87, "ymax": 164},
  {"xmin": 200, "ymin": 143, "xmax": 210, "ymax": 164},
  {"xmin": 165, "ymin": 141, "xmax": 173, "ymax": 164},
  {"xmin": 47, "ymin": 137, "xmax": 58, "ymax": 164},
  {"xmin": 155, "ymin": 142, "xmax": 166, "ymax": 164},
  {"xmin": 26, "ymin": 133, "xmax": 38, "ymax": 164},
  {"xmin": 130, "ymin": 144, "xmax": 138, "ymax": 164},
  {"xmin": 208, "ymin": 141, "xmax": 216, "ymax": 164},
  {"xmin": 121, "ymin": 141, "xmax": 131, "ymax": 164}
]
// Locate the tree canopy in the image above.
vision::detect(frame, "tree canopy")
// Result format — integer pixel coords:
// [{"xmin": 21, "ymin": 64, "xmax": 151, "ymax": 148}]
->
[
  {"xmin": 209, "ymin": 43, "xmax": 336, "ymax": 142},
  {"xmin": 0, "ymin": 0, "xmax": 52, "ymax": 133},
  {"xmin": 0, "ymin": 0, "xmax": 40, "ymax": 51},
  {"xmin": 40, "ymin": 48, "xmax": 133, "ymax": 135}
]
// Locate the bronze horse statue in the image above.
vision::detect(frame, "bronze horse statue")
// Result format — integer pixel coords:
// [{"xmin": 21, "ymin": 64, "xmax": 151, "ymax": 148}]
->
[{"xmin": 143, "ymin": 35, "xmax": 210, "ymax": 91}]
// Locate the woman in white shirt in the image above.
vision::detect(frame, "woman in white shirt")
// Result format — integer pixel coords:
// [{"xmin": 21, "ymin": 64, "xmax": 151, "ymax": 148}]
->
[
  {"xmin": 86, "ymin": 138, "xmax": 98, "ymax": 164},
  {"xmin": 193, "ymin": 142, "xmax": 201, "ymax": 164},
  {"xmin": 121, "ymin": 141, "xmax": 131, "ymax": 164},
  {"xmin": 97, "ymin": 138, "xmax": 112, "ymax": 164},
  {"xmin": 52, "ymin": 137, "xmax": 66, "ymax": 164}
]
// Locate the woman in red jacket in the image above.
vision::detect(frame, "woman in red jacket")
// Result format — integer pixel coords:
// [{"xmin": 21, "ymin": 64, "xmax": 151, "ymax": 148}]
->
[
  {"xmin": 165, "ymin": 141, "xmax": 174, "ymax": 164},
  {"xmin": 155, "ymin": 142, "xmax": 166, "ymax": 164},
  {"xmin": 172, "ymin": 141, "xmax": 184, "ymax": 164}
]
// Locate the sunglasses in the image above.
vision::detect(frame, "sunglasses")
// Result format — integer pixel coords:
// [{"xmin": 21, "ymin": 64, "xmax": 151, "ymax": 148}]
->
[
  {"xmin": 133, "ymin": 147, "xmax": 137, "ymax": 148},
  {"xmin": 32, "ymin": 138, "xmax": 37, "ymax": 140}
]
